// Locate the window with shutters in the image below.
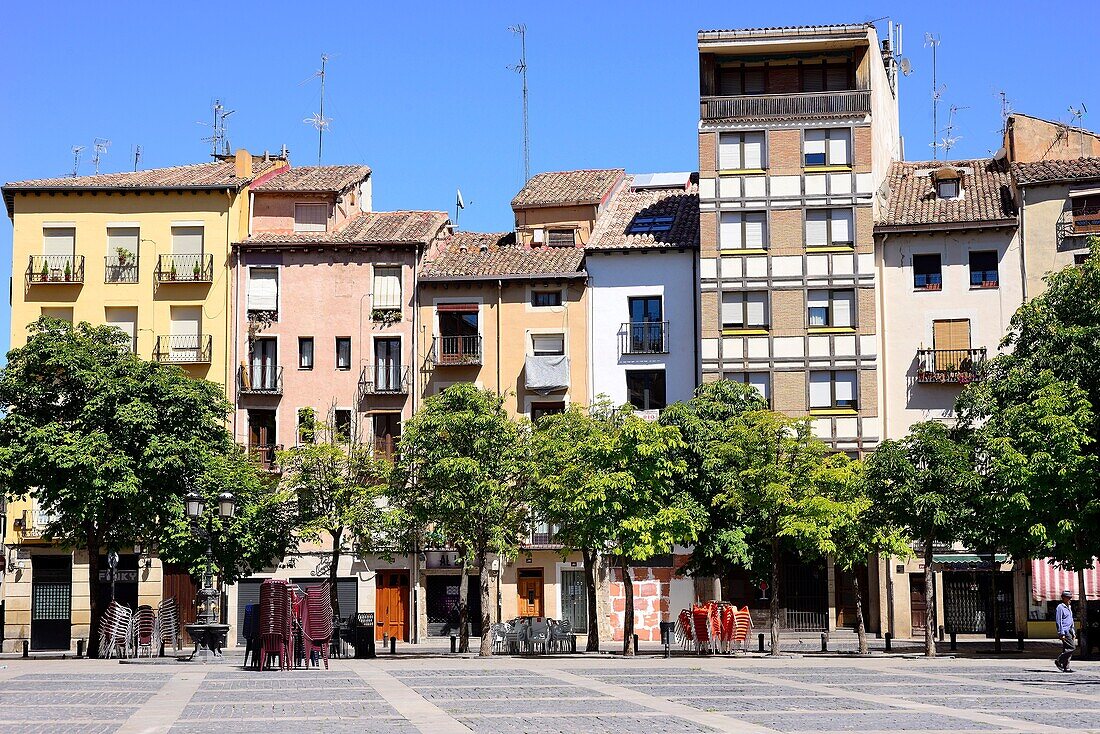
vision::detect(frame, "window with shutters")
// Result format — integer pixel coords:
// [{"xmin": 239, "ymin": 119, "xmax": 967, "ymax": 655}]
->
[
  {"xmin": 809, "ymin": 370, "xmax": 858, "ymax": 410},
  {"xmin": 547, "ymin": 229, "xmax": 575, "ymax": 247},
  {"xmin": 718, "ymin": 131, "xmax": 766, "ymax": 170},
  {"xmin": 722, "ymin": 290, "xmax": 769, "ymax": 329},
  {"xmin": 969, "ymin": 251, "xmax": 999, "ymax": 288},
  {"xmin": 42, "ymin": 227, "xmax": 75, "ymax": 257},
  {"xmin": 105, "ymin": 307, "xmax": 138, "ymax": 353},
  {"xmin": 717, "ymin": 65, "xmax": 767, "ymax": 95},
  {"xmin": 804, "ymin": 129, "xmax": 851, "ymax": 167},
  {"xmin": 247, "ymin": 267, "xmax": 279, "ymax": 316},
  {"xmin": 805, "ymin": 208, "xmax": 854, "ymax": 248},
  {"xmin": 531, "ymin": 333, "xmax": 565, "ymax": 356},
  {"xmin": 913, "ymin": 253, "xmax": 943, "ymax": 290},
  {"xmin": 724, "ymin": 371, "xmax": 770, "ymax": 405},
  {"xmin": 294, "ymin": 203, "xmax": 328, "ymax": 232},
  {"xmin": 807, "ymin": 289, "xmax": 855, "ymax": 328},
  {"xmin": 719, "ymin": 211, "xmax": 767, "ymax": 250},
  {"xmin": 801, "ymin": 60, "xmax": 853, "ymax": 92},
  {"xmin": 372, "ymin": 266, "xmax": 402, "ymax": 311},
  {"xmin": 932, "ymin": 319, "xmax": 971, "ymax": 352},
  {"xmin": 106, "ymin": 227, "xmax": 139, "ymax": 283}
]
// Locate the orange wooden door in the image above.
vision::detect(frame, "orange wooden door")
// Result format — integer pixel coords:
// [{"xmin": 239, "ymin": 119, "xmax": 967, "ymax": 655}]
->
[
  {"xmin": 517, "ymin": 572, "xmax": 543, "ymax": 617},
  {"xmin": 376, "ymin": 571, "xmax": 409, "ymax": 641}
]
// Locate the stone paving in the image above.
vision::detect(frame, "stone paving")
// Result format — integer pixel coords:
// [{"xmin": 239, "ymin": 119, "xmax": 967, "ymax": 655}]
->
[{"xmin": 0, "ymin": 653, "xmax": 1098, "ymax": 733}]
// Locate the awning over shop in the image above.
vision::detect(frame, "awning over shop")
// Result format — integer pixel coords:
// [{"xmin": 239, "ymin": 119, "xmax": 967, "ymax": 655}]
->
[
  {"xmin": 932, "ymin": 553, "xmax": 1008, "ymax": 570},
  {"xmin": 1031, "ymin": 558, "xmax": 1100, "ymax": 602}
]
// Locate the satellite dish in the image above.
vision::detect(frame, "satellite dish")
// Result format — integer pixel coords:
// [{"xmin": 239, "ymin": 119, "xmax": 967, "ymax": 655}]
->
[{"xmin": 900, "ymin": 57, "xmax": 913, "ymax": 76}]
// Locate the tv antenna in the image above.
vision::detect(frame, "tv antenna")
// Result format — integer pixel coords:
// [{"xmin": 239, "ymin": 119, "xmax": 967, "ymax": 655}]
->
[
  {"xmin": 91, "ymin": 138, "xmax": 111, "ymax": 174},
  {"xmin": 303, "ymin": 53, "xmax": 331, "ymax": 165},
  {"xmin": 508, "ymin": 24, "xmax": 530, "ymax": 183},
  {"xmin": 70, "ymin": 145, "xmax": 85, "ymax": 177},
  {"xmin": 934, "ymin": 104, "xmax": 968, "ymax": 158},
  {"xmin": 924, "ymin": 33, "xmax": 945, "ymax": 159},
  {"xmin": 132, "ymin": 145, "xmax": 143, "ymax": 172},
  {"xmin": 200, "ymin": 99, "xmax": 235, "ymax": 157},
  {"xmin": 1069, "ymin": 103, "xmax": 1088, "ymax": 126}
]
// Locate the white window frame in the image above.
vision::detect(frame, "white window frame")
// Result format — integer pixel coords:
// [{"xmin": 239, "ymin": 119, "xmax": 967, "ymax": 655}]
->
[
  {"xmin": 372, "ymin": 264, "xmax": 403, "ymax": 311},
  {"xmin": 805, "ymin": 208, "xmax": 854, "ymax": 247},
  {"xmin": 718, "ymin": 131, "xmax": 766, "ymax": 170},
  {"xmin": 719, "ymin": 211, "xmax": 768, "ymax": 250},
  {"xmin": 529, "ymin": 331, "xmax": 566, "ymax": 357},
  {"xmin": 809, "ymin": 370, "xmax": 858, "ymax": 410},
  {"xmin": 804, "ymin": 128, "xmax": 852, "ymax": 167},
  {"xmin": 724, "ymin": 371, "xmax": 771, "ymax": 405},
  {"xmin": 721, "ymin": 290, "xmax": 769, "ymax": 329},
  {"xmin": 246, "ymin": 266, "xmax": 280, "ymax": 314},
  {"xmin": 807, "ymin": 289, "xmax": 855, "ymax": 328}
]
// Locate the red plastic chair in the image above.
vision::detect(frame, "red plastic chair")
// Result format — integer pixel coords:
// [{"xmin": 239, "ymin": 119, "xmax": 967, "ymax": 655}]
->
[
  {"xmin": 676, "ymin": 608, "xmax": 694, "ymax": 649},
  {"xmin": 302, "ymin": 583, "xmax": 333, "ymax": 669},
  {"xmin": 259, "ymin": 579, "xmax": 291, "ymax": 670},
  {"xmin": 135, "ymin": 605, "xmax": 156, "ymax": 657},
  {"xmin": 733, "ymin": 606, "xmax": 753, "ymax": 651}
]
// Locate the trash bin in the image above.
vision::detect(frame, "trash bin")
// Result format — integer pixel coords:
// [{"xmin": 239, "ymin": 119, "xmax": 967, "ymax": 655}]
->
[{"xmin": 354, "ymin": 612, "xmax": 376, "ymax": 658}]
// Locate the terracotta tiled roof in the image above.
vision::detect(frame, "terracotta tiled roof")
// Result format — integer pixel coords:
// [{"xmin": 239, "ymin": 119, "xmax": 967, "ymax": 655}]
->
[
  {"xmin": 1011, "ymin": 157, "xmax": 1100, "ymax": 186},
  {"xmin": 876, "ymin": 158, "xmax": 1017, "ymax": 230},
  {"xmin": 421, "ymin": 232, "xmax": 585, "ymax": 280},
  {"xmin": 699, "ymin": 22, "xmax": 870, "ymax": 37},
  {"xmin": 251, "ymin": 165, "xmax": 370, "ymax": 193},
  {"xmin": 241, "ymin": 210, "xmax": 448, "ymax": 247},
  {"xmin": 4, "ymin": 159, "xmax": 277, "ymax": 192},
  {"xmin": 587, "ymin": 175, "xmax": 699, "ymax": 251},
  {"xmin": 511, "ymin": 169, "xmax": 625, "ymax": 209}
]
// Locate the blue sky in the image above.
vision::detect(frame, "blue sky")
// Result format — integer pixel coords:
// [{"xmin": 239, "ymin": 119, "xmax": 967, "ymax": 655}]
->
[{"xmin": 1, "ymin": 1, "xmax": 1094, "ymax": 361}]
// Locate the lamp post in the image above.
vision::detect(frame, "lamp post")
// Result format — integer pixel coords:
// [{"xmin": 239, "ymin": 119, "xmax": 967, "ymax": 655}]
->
[{"xmin": 184, "ymin": 488, "xmax": 235, "ymax": 625}]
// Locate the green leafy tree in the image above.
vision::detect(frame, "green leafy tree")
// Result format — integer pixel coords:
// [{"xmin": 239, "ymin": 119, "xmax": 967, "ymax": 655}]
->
[
  {"xmin": 277, "ymin": 422, "xmax": 392, "ymax": 618},
  {"xmin": 532, "ymin": 400, "xmax": 704, "ymax": 654},
  {"xmin": 391, "ymin": 384, "xmax": 533, "ymax": 656},
  {"xmin": 0, "ymin": 318, "xmax": 232, "ymax": 657},
  {"xmin": 863, "ymin": 421, "xmax": 978, "ymax": 657}
]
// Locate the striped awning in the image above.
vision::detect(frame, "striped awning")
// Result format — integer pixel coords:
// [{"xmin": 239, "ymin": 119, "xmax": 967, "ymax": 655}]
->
[{"xmin": 1031, "ymin": 558, "xmax": 1100, "ymax": 601}]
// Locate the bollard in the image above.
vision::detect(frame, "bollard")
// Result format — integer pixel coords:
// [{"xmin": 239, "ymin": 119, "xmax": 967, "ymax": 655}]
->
[
  {"xmin": 950, "ymin": 632, "xmax": 957, "ymax": 651},
  {"xmin": 450, "ymin": 635, "xmax": 456, "ymax": 654},
  {"xmin": 1017, "ymin": 635, "xmax": 1025, "ymax": 651},
  {"xmin": 633, "ymin": 634, "xmax": 639, "ymax": 656},
  {"xmin": 758, "ymin": 633, "xmax": 765, "ymax": 653},
  {"xmin": 821, "ymin": 633, "xmax": 828, "ymax": 652},
  {"xmin": 884, "ymin": 633, "xmax": 892, "ymax": 652},
  {"xmin": 77, "ymin": 639, "xmax": 85, "ymax": 659},
  {"xmin": 22, "ymin": 640, "xmax": 29, "ymax": 658},
  {"xmin": 390, "ymin": 636, "xmax": 397, "ymax": 655}
]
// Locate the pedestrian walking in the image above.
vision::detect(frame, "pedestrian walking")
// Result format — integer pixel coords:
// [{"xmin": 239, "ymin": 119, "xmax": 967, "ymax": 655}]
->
[{"xmin": 1055, "ymin": 589, "xmax": 1076, "ymax": 673}]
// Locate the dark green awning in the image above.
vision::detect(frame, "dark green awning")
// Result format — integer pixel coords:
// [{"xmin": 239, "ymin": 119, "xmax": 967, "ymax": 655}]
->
[{"xmin": 933, "ymin": 553, "xmax": 1009, "ymax": 569}]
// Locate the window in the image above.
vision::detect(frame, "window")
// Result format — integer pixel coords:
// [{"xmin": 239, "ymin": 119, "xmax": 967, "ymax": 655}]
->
[
  {"xmin": 42, "ymin": 227, "xmax": 75, "ymax": 257},
  {"xmin": 333, "ymin": 409, "xmax": 352, "ymax": 441},
  {"xmin": 531, "ymin": 289, "xmax": 562, "ymax": 307},
  {"xmin": 171, "ymin": 226, "xmax": 204, "ymax": 255},
  {"xmin": 547, "ymin": 229, "xmax": 574, "ymax": 247},
  {"xmin": 807, "ymin": 289, "xmax": 855, "ymax": 328},
  {"xmin": 805, "ymin": 208, "xmax": 853, "ymax": 247},
  {"xmin": 297, "ymin": 407, "xmax": 316, "ymax": 444},
  {"xmin": 373, "ymin": 266, "xmax": 402, "ymax": 310},
  {"xmin": 718, "ymin": 65, "xmax": 767, "ymax": 95},
  {"xmin": 247, "ymin": 267, "xmax": 279, "ymax": 314},
  {"xmin": 335, "ymin": 337, "xmax": 351, "ymax": 370},
  {"xmin": 913, "ymin": 253, "xmax": 943, "ymax": 290},
  {"xmin": 937, "ymin": 178, "xmax": 960, "ymax": 199},
  {"xmin": 294, "ymin": 203, "xmax": 328, "ymax": 232},
  {"xmin": 1075, "ymin": 252, "xmax": 1090, "ymax": 266},
  {"xmin": 804, "ymin": 129, "xmax": 851, "ymax": 167},
  {"xmin": 374, "ymin": 337, "xmax": 402, "ymax": 391},
  {"xmin": 106, "ymin": 227, "xmax": 139, "ymax": 283},
  {"xmin": 719, "ymin": 211, "xmax": 767, "ymax": 250},
  {"xmin": 531, "ymin": 333, "xmax": 565, "ymax": 356},
  {"xmin": 802, "ymin": 60, "xmax": 852, "ymax": 92},
  {"xmin": 933, "ymin": 319, "xmax": 971, "ymax": 352},
  {"xmin": 626, "ymin": 370, "xmax": 666, "ymax": 411},
  {"xmin": 105, "ymin": 307, "xmax": 138, "ymax": 353},
  {"xmin": 437, "ymin": 303, "xmax": 480, "ymax": 363},
  {"xmin": 722, "ymin": 291, "xmax": 769, "ymax": 329},
  {"xmin": 372, "ymin": 413, "xmax": 400, "ymax": 460},
  {"xmin": 809, "ymin": 370, "xmax": 858, "ymax": 410},
  {"xmin": 531, "ymin": 402, "xmax": 566, "ymax": 422},
  {"xmin": 969, "ymin": 251, "xmax": 999, "ymax": 288},
  {"xmin": 298, "ymin": 337, "xmax": 314, "ymax": 370},
  {"xmin": 628, "ymin": 215, "xmax": 675, "ymax": 233},
  {"xmin": 718, "ymin": 131, "xmax": 766, "ymax": 170},
  {"xmin": 725, "ymin": 371, "xmax": 770, "ymax": 405},
  {"xmin": 41, "ymin": 307, "xmax": 74, "ymax": 322}
]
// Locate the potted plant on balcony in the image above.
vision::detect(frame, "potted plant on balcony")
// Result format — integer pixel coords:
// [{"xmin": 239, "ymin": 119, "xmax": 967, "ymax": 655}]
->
[
  {"xmin": 192, "ymin": 261, "xmax": 201, "ymax": 280},
  {"xmin": 63, "ymin": 260, "xmax": 72, "ymax": 282},
  {"xmin": 371, "ymin": 308, "xmax": 401, "ymax": 326},
  {"xmin": 39, "ymin": 261, "xmax": 49, "ymax": 281},
  {"xmin": 170, "ymin": 263, "xmax": 178, "ymax": 280},
  {"xmin": 116, "ymin": 247, "xmax": 132, "ymax": 266}
]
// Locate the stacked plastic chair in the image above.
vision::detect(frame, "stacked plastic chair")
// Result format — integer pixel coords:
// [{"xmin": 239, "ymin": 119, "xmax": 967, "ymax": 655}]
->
[
  {"xmin": 676, "ymin": 608, "xmax": 695, "ymax": 650},
  {"xmin": 258, "ymin": 579, "xmax": 292, "ymax": 670},
  {"xmin": 301, "ymin": 583, "xmax": 333, "ymax": 669},
  {"xmin": 690, "ymin": 604, "xmax": 714, "ymax": 654},
  {"xmin": 134, "ymin": 605, "xmax": 157, "ymax": 657},
  {"xmin": 99, "ymin": 601, "xmax": 134, "ymax": 659},
  {"xmin": 732, "ymin": 605, "xmax": 753, "ymax": 652},
  {"xmin": 154, "ymin": 597, "xmax": 180, "ymax": 654}
]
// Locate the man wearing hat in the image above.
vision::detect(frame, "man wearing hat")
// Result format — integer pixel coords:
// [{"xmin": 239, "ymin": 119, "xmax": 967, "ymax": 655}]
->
[{"xmin": 1056, "ymin": 589, "xmax": 1076, "ymax": 672}]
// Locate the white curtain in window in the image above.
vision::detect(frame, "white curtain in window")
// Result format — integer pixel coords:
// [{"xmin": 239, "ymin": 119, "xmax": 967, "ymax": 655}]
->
[
  {"xmin": 744, "ymin": 212, "xmax": 766, "ymax": 248},
  {"xmin": 835, "ymin": 371, "xmax": 857, "ymax": 404},
  {"xmin": 828, "ymin": 131, "xmax": 851, "ymax": 165},
  {"xmin": 804, "ymin": 130, "xmax": 827, "ymax": 160},
  {"xmin": 805, "ymin": 210, "xmax": 828, "ymax": 246},
  {"xmin": 248, "ymin": 268, "xmax": 279, "ymax": 311},
  {"xmin": 746, "ymin": 291, "xmax": 768, "ymax": 326},
  {"xmin": 809, "ymin": 372, "xmax": 832, "ymax": 408},
  {"xmin": 721, "ymin": 293, "xmax": 743, "ymax": 326},
  {"xmin": 831, "ymin": 209, "xmax": 853, "ymax": 244},
  {"xmin": 373, "ymin": 266, "xmax": 402, "ymax": 309},
  {"xmin": 719, "ymin": 212, "xmax": 742, "ymax": 250},
  {"xmin": 833, "ymin": 290, "xmax": 855, "ymax": 328},
  {"xmin": 718, "ymin": 133, "xmax": 742, "ymax": 170},
  {"xmin": 42, "ymin": 228, "xmax": 75, "ymax": 256},
  {"xmin": 807, "ymin": 290, "xmax": 829, "ymax": 326},
  {"xmin": 743, "ymin": 132, "xmax": 764, "ymax": 169},
  {"xmin": 171, "ymin": 226, "xmax": 204, "ymax": 254}
]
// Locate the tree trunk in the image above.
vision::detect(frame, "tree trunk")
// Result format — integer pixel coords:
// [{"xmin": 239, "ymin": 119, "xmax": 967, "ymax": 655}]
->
[
  {"xmin": 329, "ymin": 526, "xmax": 343, "ymax": 619},
  {"xmin": 924, "ymin": 537, "xmax": 937, "ymax": 657},
  {"xmin": 583, "ymin": 548, "xmax": 600, "ymax": 652},
  {"xmin": 87, "ymin": 539, "xmax": 102, "ymax": 658},
  {"xmin": 770, "ymin": 535, "xmax": 781, "ymax": 655},
  {"xmin": 1079, "ymin": 565, "xmax": 1089, "ymax": 658},
  {"xmin": 478, "ymin": 549, "xmax": 492, "ymax": 657},
  {"xmin": 621, "ymin": 557, "xmax": 635, "ymax": 656},
  {"xmin": 853, "ymin": 570, "xmax": 868, "ymax": 655},
  {"xmin": 457, "ymin": 559, "xmax": 470, "ymax": 653},
  {"xmin": 990, "ymin": 565, "xmax": 1001, "ymax": 652}
]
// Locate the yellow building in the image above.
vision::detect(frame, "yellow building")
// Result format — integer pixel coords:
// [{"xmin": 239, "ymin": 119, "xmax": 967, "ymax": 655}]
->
[{"xmin": 0, "ymin": 150, "xmax": 285, "ymax": 652}]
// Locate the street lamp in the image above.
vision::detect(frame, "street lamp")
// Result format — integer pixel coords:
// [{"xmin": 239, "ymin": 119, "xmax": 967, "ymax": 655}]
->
[{"xmin": 185, "ymin": 488, "xmax": 235, "ymax": 625}]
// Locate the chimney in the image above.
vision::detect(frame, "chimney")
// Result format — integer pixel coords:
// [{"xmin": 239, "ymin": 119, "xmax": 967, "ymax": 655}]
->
[{"xmin": 234, "ymin": 149, "xmax": 252, "ymax": 179}]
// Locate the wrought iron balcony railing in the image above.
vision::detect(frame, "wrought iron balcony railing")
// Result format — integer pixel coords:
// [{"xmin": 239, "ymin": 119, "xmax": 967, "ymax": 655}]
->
[
  {"xmin": 1058, "ymin": 207, "xmax": 1100, "ymax": 240},
  {"xmin": 700, "ymin": 89, "xmax": 871, "ymax": 121},
  {"xmin": 621, "ymin": 321, "xmax": 669, "ymax": 355},
  {"xmin": 27, "ymin": 255, "xmax": 84, "ymax": 284},
  {"xmin": 372, "ymin": 435, "xmax": 398, "ymax": 462},
  {"xmin": 155, "ymin": 253, "xmax": 214, "ymax": 283},
  {"xmin": 154, "ymin": 334, "xmax": 213, "ymax": 364},
  {"xmin": 359, "ymin": 365, "xmax": 411, "ymax": 396},
  {"xmin": 431, "ymin": 335, "xmax": 482, "ymax": 366},
  {"xmin": 237, "ymin": 364, "xmax": 283, "ymax": 394},
  {"xmin": 916, "ymin": 347, "xmax": 987, "ymax": 384},
  {"xmin": 104, "ymin": 255, "xmax": 139, "ymax": 283},
  {"xmin": 248, "ymin": 444, "xmax": 282, "ymax": 472}
]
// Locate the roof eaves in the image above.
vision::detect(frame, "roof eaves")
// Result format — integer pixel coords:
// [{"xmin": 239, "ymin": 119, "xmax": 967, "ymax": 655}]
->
[
  {"xmin": 419, "ymin": 270, "xmax": 587, "ymax": 283},
  {"xmin": 874, "ymin": 218, "xmax": 1018, "ymax": 234}
]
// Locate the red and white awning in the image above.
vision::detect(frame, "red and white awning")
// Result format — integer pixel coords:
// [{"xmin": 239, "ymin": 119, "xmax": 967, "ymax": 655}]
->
[{"xmin": 1031, "ymin": 558, "xmax": 1100, "ymax": 601}]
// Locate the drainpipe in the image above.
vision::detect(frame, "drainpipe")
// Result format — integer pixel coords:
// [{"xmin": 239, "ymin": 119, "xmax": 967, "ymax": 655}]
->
[
  {"xmin": 692, "ymin": 246, "xmax": 701, "ymax": 389},
  {"xmin": 225, "ymin": 191, "xmax": 234, "ymax": 413},
  {"xmin": 497, "ymin": 279, "xmax": 503, "ymax": 397},
  {"xmin": 1018, "ymin": 188, "xmax": 1028, "ymax": 302},
  {"xmin": 232, "ymin": 246, "xmax": 241, "ymax": 444},
  {"xmin": 876, "ymin": 230, "xmax": 895, "ymax": 639}
]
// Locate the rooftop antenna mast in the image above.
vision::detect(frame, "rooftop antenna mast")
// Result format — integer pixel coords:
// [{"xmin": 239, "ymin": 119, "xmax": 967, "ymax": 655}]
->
[
  {"xmin": 936, "ymin": 104, "xmax": 968, "ymax": 158},
  {"xmin": 508, "ymin": 24, "xmax": 530, "ymax": 183},
  {"xmin": 924, "ymin": 33, "xmax": 943, "ymax": 159},
  {"xmin": 998, "ymin": 91, "xmax": 1012, "ymax": 137},
  {"xmin": 304, "ymin": 53, "xmax": 332, "ymax": 166},
  {"xmin": 201, "ymin": 99, "xmax": 235, "ymax": 158},
  {"xmin": 70, "ymin": 145, "xmax": 85, "ymax": 177},
  {"xmin": 91, "ymin": 138, "xmax": 111, "ymax": 175},
  {"xmin": 132, "ymin": 145, "xmax": 143, "ymax": 172}
]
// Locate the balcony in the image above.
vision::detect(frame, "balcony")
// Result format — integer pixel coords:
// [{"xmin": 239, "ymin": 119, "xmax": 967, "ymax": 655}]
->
[
  {"xmin": 359, "ymin": 365, "xmax": 411, "ymax": 396},
  {"xmin": 14, "ymin": 509, "xmax": 55, "ymax": 539},
  {"xmin": 248, "ymin": 444, "xmax": 282, "ymax": 472},
  {"xmin": 431, "ymin": 335, "xmax": 482, "ymax": 366},
  {"xmin": 237, "ymin": 364, "xmax": 283, "ymax": 395},
  {"xmin": 621, "ymin": 321, "xmax": 669, "ymax": 355},
  {"xmin": 154, "ymin": 334, "xmax": 213, "ymax": 364},
  {"xmin": 916, "ymin": 348, "xmax": 987, "ymax": 384},
  {"xmin": 372, "ymin": 435, "xmax": 398, "ymax": 462},
  {"xmin": 700, "ymin": 89, "xmax": 871, "ymax": 121},
  {"xmin": 104, "ymin": 255, "xmax": 139, "ymax": 283},
  {"xmin": 155, "ymin": 253, "xmax": 214, "ymax": 283},
  {"xmin": 27, "ymin": 255, "xmax": 84, "ymax": 284},
  {"xmin": 1058, "ymin": 207, "xmax": 1100, "ymax": 241}
]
